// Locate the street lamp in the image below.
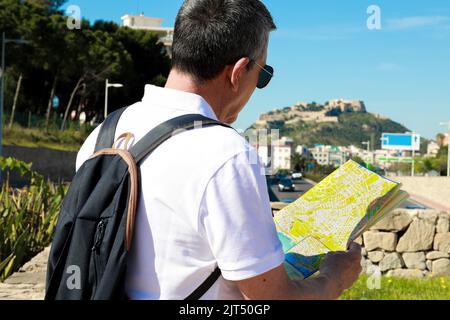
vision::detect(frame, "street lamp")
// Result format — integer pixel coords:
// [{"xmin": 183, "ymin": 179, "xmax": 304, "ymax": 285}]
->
[
  {"xmin": 440, "ymin": 121, "xmax": 450, "ymax": 177},
  {"xmin": 362, "ymin": 141, "xmax": 370, "ymax": 152},
  {"xmin": 104, "ymin": 79, "xmax": 123, "ymax": 120},
  {"xmin": 1, "ymin": 32, "xmax": 30, "ymax": 159}
]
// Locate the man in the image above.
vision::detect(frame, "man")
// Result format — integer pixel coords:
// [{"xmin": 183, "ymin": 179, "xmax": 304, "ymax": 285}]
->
[{"xmin": 76, "ymin": 0, "xmax": 362, "ymax": 300}]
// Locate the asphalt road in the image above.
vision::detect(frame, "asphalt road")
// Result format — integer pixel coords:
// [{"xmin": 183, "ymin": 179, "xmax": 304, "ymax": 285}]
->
[{"xmin": 270, "ymin": 179, "xmax": 430, "ymax": 209}]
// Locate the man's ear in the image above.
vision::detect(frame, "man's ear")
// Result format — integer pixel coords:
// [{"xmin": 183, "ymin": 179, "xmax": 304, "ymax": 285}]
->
[{"xmin": 229, "ymin": 57, "xmax": 250, "ymax": 92}]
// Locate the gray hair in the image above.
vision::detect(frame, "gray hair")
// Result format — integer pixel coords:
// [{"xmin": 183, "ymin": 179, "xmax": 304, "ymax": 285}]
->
[{"xmin": 172, "ymin": 0, "xmax": 276, "ymax": 83}]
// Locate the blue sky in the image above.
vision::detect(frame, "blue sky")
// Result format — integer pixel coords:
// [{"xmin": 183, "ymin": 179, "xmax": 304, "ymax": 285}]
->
[{"xmin": 62, "ymin": 0, "xmax": 450, "ymax": 140}]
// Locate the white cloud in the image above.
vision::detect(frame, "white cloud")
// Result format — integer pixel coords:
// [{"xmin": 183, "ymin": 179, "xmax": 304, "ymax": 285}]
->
[{"xmin": 387, "ymin": 16, "xmax": 449, "ymax": 30}]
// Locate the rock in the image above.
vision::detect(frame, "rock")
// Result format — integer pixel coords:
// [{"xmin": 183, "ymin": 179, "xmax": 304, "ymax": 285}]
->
[
  {"xmin": 396, "ymin": 219, "xmax": 435, "ymax": 252},
  {"xmin": 368, "ymin": 251, "xmax": 384, "ymax": 263},
  {"xmin": 438, "ymin": 212, "xmax": 449, "ymax": 220},
  {"xmin": 386, "ymin": 269, "xmax": 424, "ymax": 279},
  {"xmin": 426, "ymin": 260, "xmax": 433, "ymax": 271},
  {"xmin": 406, "ymin": 210, "xmax": 419, "ymax": 219},
  {"xmin": 361, "ymin": 247, "xmax": 367, "ymax": 257},
  {"xmin": 436, "ymin": 218, "xmax": 449, "ymax": 233},
  {"xmin": 434, "ymin": 233, "xmax": 450, "ymax": 253},
  {"xmin": 431, "ymin": 259, "xmax": 450, "ymax": 277},
  {"xmin": 426, "ymin": 251, "xmax": 450, "ymax": 260},
  {"xmin": 402, "ymin": 252, "xmax": 426, "ymax": 270},
  {"xmin": 363, "ymin": 231, "xmax": 397, "ymax": 251},
  {"xmin": 370, "ymin": 210, "xmax": 412, "ymax": 232},
  {"xmin": 361, "ymin": 257, "xmax": 373, "ymax": 275},
  {"xmin": 418, "ymin": 210, "xmax": 439, "ymax": 224},
  {"xmin": 379, "ymin": 253, "xmax": 404, "ymax": 272},
  {"xmin": 354, "ymin": 236, "xmax": 363, "ymax": 246}
]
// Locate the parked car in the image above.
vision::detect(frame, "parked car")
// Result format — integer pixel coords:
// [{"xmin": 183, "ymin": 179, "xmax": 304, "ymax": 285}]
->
[
  {"xmin": 278, "ymin": 178, "xmax": 296, "ymax": 192},
  {"xmin": 291, "ymin": 172, "xmax": 303, "ymax": 180}
]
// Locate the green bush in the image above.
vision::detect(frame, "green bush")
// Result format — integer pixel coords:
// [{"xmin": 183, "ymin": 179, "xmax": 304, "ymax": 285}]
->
[
  {"xmin": 303, "ymin": 172, "xmax": 326, "ymax": 183},
  {"xmin": 0, "ymin": 157, "xmax": 68, "ymax": 281}
]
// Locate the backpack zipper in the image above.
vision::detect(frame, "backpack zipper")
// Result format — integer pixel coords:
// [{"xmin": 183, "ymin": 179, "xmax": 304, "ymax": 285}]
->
[
  {"xmin": 92, "ymin": 220, "xmax": 106, "ymax": 253},
  {"xmin": 92, "ymin": 220, "xmax": 106, "ymax": 291}
]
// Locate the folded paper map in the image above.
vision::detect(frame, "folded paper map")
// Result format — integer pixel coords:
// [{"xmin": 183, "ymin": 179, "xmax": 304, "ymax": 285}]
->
[{"xmin": 274, "ymin": 160, "xmax": 409, "ymax": 280}]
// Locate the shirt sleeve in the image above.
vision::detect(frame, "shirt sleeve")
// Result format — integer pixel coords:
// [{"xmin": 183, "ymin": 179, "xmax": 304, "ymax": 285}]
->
[{"xmin": 198, "ymin": 148, "xmax": 285, "ymax": 281}]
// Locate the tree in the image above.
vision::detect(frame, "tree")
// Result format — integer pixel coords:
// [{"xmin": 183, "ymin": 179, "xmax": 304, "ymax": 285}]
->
[
  {"xmin": 0, "ymin": 1, "xmax": 171, "ymax": 131},
  {"xmin": 111, "ymin": 27, "xmax": 171, "ymax": 111},
  {"xmin": 291, "ymin": 153, "xmax": 306, "ymax": 172},
  {"xmin": 60, "ymin": 28, "xmax": 127, "ymax": 130},
  {"xmin": 415, "ymin": 157, "xmax": 435, "ymax": 174},
  {"xmin": 7, "ymin": 73, "xmax": 23, "ymax": 130},
  {"xmin": 437, "ymin": 145, "xmax": 448, "ymax": 158},
  {"xmin": 351, "ymin": 156, "xmax": 367, "ymax": 167}
]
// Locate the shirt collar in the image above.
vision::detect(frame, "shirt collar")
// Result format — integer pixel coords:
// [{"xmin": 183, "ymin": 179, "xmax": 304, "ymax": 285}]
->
[{"xmin": 141, "ymin": 84, "xmax": 219, "ymax": 121}]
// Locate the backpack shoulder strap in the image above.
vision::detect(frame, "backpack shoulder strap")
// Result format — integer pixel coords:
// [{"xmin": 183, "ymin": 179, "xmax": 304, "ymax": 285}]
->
[
  {"xmin": 128, "ymin": 114, "xmax": 231, "ymax": 299},
  {"xmin": 185, "ymin": 267, "xmax": 221, "ymax": 300},
  {"xmin": 130, "ymin": 114, "xmax": 236, "ymax": 165},
  {"xmin": 94, "ymin": 107, "xmax": 128, "ymax": 152}
]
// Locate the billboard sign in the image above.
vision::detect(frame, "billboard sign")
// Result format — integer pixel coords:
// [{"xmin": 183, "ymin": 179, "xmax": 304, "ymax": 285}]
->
[{"xmin": 381, "ymin": 133, "xmax": 420, "ymax": 151}]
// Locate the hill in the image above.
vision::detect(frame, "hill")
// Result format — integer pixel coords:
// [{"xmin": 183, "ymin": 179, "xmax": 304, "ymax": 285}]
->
[{"xmin": 248, "ymin": 99, "xmax": 423, "ymax": 151}]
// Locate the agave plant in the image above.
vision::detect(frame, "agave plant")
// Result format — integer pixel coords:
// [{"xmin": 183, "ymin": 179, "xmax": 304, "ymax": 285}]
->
[{"xmin": 0, "ymin": 157, "xmax": 68, "ymax": 281}]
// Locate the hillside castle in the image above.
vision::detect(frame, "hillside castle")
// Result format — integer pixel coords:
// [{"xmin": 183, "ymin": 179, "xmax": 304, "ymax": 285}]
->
[{"xmin": 254, "ymin": 99, "xmax": 388, "ymax": 128}]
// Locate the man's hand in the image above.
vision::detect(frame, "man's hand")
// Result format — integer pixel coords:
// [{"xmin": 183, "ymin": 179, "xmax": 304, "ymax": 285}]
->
[{"xmin": 318, "ymin": 242, "xmax": 363, "ymax": 298}]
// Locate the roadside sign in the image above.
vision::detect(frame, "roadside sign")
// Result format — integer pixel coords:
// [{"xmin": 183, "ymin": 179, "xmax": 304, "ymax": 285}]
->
[
  {"xmin": 52, "ymin": 96, "xmax": 59, "ymax": 108},
  {"xmin": 378, "ymin": 156, "xmax": 413, "ymax": 163},
  {"xmin": 381, "ymin": 133, "xmax": 420, "ymax": 151}
]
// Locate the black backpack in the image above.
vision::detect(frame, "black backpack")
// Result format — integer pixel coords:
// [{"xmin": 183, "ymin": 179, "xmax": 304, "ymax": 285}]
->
[{"xmin": 45, "ymin": 107, "xmax": 233, "ymax": 300}]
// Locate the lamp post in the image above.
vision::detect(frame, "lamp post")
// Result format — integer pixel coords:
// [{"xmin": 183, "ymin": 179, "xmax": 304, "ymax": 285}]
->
[
  {"xmin": 440, "ymin": 121, "xmax": 450, "ymax": 177},
  {"xmin": 362, "ymin": 141, "xmax": 370, "ymax": 152},
  {"xmin": 1, "ymin": 32, "xmax": 29, "ymax": 158},
  {"xmin": 104, "ymin": 79, "xmax": 123, "ymax": 120}
]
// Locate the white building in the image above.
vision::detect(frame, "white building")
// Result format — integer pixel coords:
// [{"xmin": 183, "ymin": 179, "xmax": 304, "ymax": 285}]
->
[
  {"xmin": 121, "ymin": 14, "xmax": 174, "ymax": 57},
  {"xmin": 271, "ymin": 137, "xmax": 294, "ymax": 171},
  {"xmin": 250, "ymin": 136, "xmax": 294, "ymax": 172},
  {"xmin": 310, "ymin": 145, "xmax": 350, "ymax": 167},
  {"xmin": 295, "ymin": 145, "xmax": 314, "ymax": 161},
  {"xmin": 427, "ymin": 141, "xmax": 440, "ymax": 157}
]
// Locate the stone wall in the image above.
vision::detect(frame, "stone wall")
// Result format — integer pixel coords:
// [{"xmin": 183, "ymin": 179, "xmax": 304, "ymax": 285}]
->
[
  {"xmin": 359, "ymin": 209, "xmax": 450, "ymax": 278},
  {"xmin": 271, "ymin": 204, "xmax": 450, "ymax": 279},
  {"xmin": 394, "ymin": 177, "xmax": 450, "ymax": 212}
]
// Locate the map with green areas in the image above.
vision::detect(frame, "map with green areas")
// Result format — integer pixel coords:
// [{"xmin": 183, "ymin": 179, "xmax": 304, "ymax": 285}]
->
[{"xmin": 275, "ymin": 160, "xmax": 408, "ymax": 279}]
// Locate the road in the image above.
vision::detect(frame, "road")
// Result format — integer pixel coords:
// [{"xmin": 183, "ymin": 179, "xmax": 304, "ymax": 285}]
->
[{"xmin": 270, "ymin": 179, "xmax": 430, "ymax": 209}]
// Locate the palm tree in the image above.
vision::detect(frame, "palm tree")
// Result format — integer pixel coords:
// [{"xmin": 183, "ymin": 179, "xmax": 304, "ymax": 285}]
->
[{"xmin": 291, "ymin": 153, "xmax": 306, "ymax": 172}]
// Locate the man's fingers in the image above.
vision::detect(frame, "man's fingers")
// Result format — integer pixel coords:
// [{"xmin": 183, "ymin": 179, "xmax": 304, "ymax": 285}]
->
[
  {"xmin": 348, "ymin": 242, "xmax": 362, "ymax": 258},
  {"xmin": 349, "ymin": 241, "xmax": 361, "ymax": 251}
]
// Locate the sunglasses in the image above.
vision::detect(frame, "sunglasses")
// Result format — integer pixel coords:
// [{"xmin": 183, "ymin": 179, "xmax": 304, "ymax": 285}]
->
[{"xmin": 254, "ymin": 61, "xmax": 274, "ymax": 89}]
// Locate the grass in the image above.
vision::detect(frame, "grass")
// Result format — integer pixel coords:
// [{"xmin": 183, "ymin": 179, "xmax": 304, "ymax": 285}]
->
[
  {"xmin": 3, "ymin": 123, "xmax": 93, "ymax": 152},
  {"xmin": 340, "ymin": 274, "xmax": 450, "ymax": 300}
]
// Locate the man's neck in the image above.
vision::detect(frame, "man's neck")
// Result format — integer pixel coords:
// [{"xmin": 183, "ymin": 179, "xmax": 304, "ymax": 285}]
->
[{"xmin": 165, "ymin": 69, "xmax": 227, "ymax": 122}]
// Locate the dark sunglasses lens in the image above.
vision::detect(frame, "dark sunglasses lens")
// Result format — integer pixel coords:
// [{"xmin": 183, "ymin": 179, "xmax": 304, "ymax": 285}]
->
[{"xmin": 257, "ymin": 65, "xmax": 274, "ymax": 89}]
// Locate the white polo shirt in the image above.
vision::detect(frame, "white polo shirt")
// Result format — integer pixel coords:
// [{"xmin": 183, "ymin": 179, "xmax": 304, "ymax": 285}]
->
[{"xmin": 75, "ymin": 85, "xmax": 284, "ymax": 300}]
